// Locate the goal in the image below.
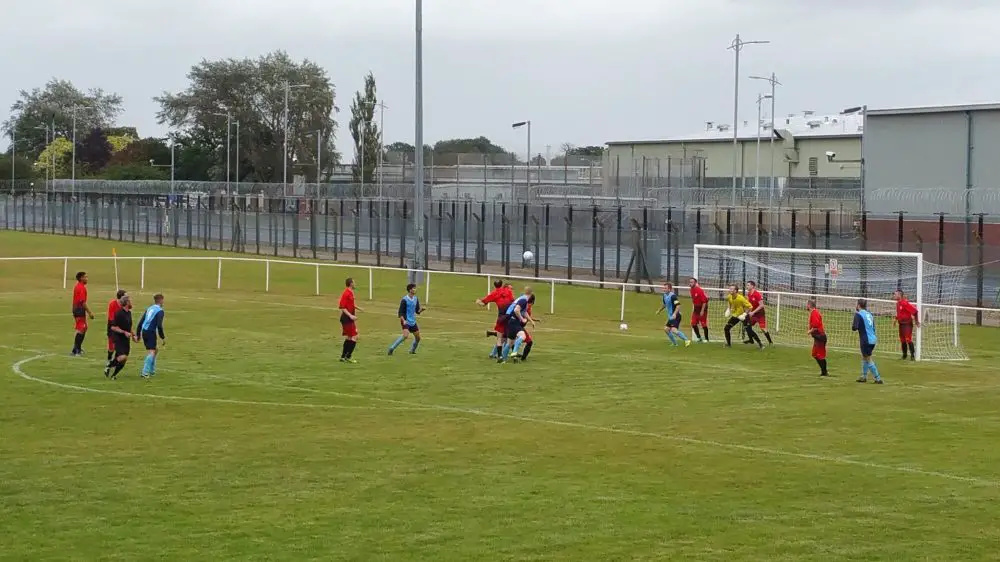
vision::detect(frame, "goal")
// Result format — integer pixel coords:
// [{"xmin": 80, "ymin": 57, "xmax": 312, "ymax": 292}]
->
[{"xmin": 691, "ymin": 244, "xmax": 970, "ymax": 361}]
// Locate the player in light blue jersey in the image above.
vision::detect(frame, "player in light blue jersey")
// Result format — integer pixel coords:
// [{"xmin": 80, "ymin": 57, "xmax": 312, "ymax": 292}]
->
[
  {"xmin": 388, "ymin": 284, "xmax": 425, "ymax": 355},
  {"xmin": 500, "ymin": 286, "xmax": 534, "ymax": 363},
  {"xmin": 135, "ymin": 293, "xmax": 166, "ymax": 379},
  {"xmin": 852, "ymin": 298, "xmax": 883, "ymax": 384},
  {"xmin": 655, "ymin": 282, "xmax": 690, "ymax": 347}
]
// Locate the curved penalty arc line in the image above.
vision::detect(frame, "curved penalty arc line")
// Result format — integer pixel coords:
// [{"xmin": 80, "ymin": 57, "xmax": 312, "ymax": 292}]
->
[{"xmin": 10, "ymin": 354, "xmax": 435, "ymax": 412}]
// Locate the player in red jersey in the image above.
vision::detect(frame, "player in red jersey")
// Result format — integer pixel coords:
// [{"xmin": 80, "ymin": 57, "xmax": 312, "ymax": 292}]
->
[
  {"xmin": 806, "ymin": 299, "xmax": 828, "ymax": 377},
  {"xmin": 519, "ymin": 294, "xmax": 539, "ymax": 361},
  {"xmin": 893, "ymin": 289, "xmax": 920, "ymax": 360},
  {"xmin": 70, "ymin": 271, "xmax": 95, "ymax": 356},
  {"xmin": 104, "ymin": 289, "xmax": 128, "ymax": 374},
  {"xmin": 477, "ymin": 279, "xmax": 515, "ymax": 359},
  {"xmin": 743, "ymin": 281, "xmax": 773, "ymax": 346},
  {"xmin": 338, "ymin": 277, "xmax": 363, "ymax": 363},
  {"xmin": 688, "ymin": 277, "xmax": 710, "ymax": 342}
]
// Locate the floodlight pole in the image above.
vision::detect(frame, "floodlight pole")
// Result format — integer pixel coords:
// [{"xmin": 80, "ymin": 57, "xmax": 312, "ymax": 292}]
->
[
  {"xmin": 413, "ymin": 0, "xmax": 426, "ymax": 271},
  {"xmin": 728, "ymin": 34, "xmax": 769, "ymax": 207}
]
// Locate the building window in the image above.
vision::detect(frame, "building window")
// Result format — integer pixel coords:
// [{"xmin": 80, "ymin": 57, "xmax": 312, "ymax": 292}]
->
[{"xmin": 808, "ymin": 156, "xmax": 818, "ymax": 177}]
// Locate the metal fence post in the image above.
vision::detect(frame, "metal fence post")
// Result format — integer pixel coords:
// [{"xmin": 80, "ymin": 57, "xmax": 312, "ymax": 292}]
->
[
  {"xmin": 544, "ymin": 203, "xmax": 551, "ymax": 271},
  {"xmin": 532, "ymin": 215, "xmax": 540, "ymax": 279},
  {"xmin": 615, "ymin": 205, "xmax": 623, "ymax": 277},
  {"xmin": 591, "ymin": 206, "xmax": 599, "ymax": 275},
  {"xmin": 472, "ymin": 209, "xmax": 483, "ymax": 273},
  {"xmin": 976, "ymin": 214, "xmax": 985, "ymax": 325},
  {"xmin": 398, "ymin": 200, "xmax": 407, "ymax": 268},
  {"xmin": 374, "ymin": 204, "xmax": 382, "ymax": 267},
  {"xmin": 597, "ymin": 218, "xmax": 606, "ymax": 288},
  {"xmin": 354, "ymin": 200, "xmax": 361, "ymax": 264},
  {"xmin": 565, "ymin": 205, "xmax": 574, "ymax": 282},
  {"xmin": 462, "ymin": 201, "xmax": 469, "ymax": 263},
  {"xmin": 449, "ymin": 201, "xmax": 457, "ymax": 272}
]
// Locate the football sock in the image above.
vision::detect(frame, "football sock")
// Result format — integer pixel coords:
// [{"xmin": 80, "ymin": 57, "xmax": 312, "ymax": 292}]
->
[
  {"xmin": 512, "ymin": 336, "xmax": 524, "ymax": 355},
  {"xmin": 901, "ymin": 342, "xmax": 908, "ymax": 358},
  {"xmin": 868, "ymin": 360, "xmax": 881, "ymax": 381},
  {"xmin": 346, "ymin": 340, "xmax": 357, "ymax": 358},
  {"xmin": 410, "ymin": 339, "xmax": 419, "ymax": 353},
  {"xmin": 521, "ymin": 341, "xmax": 533, "ymax": 359},
  {"xmin": 861, "ymin": 361, "xmax": 869, "ymax": 379},
  {"xmin": 501, "ymin": 341, "xmax": 511, "ymax": 360},
  {"xmin": 908, "ymin": 342, "xmax": 915, "ymax": 358},
  {"xmin": 692, "ymin": 326, "xmax": 702, "ymax": 340},
  {"xmin": 72, "ymin": 333, "xmax": 85, "ymax": 353},
  {"xmin": 151, "ymin": 354, "xmax": 157, "ymax": 372},
  {"xmin": 724, "ymin": 325, "xmax": 732, "ymax": 345},
  {"xmin": 486, "ymin": 330, "xmax": 498, "ymax": 337},
  {"xmin": 142, "ymin": 355, "xmax": 154, "ymax": 374},
  {"xmin": 763, "ymin": 331, "xmax": 773, "ymax": 344},
  {"xmin": 676, "ymin": 330, "xmax": 689, "ymax": 342},
  {"xmin": 816, "ymin": 358, "xmax": 828, "ymax": 375},
  {"xmin": 106, "ymin": 350, "xmax": 113, "ymax": 362},
  {"xmin": 341, "ymin": 340, "xmax": 350, "ymax": 359},
  {"xmin": 666, "ymin": 332, "xmax": 677, "ymax": 345},
  {"xmin": 703, "ymin": 327, "xmax": 709, "ymax": 342},
  {"xmin": 112, "ymin": 361, "xmax": 126, "ymax": 377},
  {"xmin": 389, "ymin": 335, "xmax": 405, "ymax": 352}
]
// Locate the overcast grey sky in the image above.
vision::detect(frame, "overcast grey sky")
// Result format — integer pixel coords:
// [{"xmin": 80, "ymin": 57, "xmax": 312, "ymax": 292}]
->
[{"xmin": 3, "ymin": 0, "xmax": 999, "ymax": 158}]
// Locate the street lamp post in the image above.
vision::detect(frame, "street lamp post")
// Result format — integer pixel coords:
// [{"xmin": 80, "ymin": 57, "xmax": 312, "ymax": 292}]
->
[
  {"xmin": 750, "ymin": 73, "xmax": 781, "ymax": 243},
  {"xmin": 512, "ymin": 120, "xmax": 531, "ymax": 204},
  {"xmin": 70, "ymin": 104, "xmax": 92, "ymax": 197},
  {"xmin": 283, "ymin": 81, "xmax": 309, "ymax": 192},
  {"xmin": 754, "ymin": 93, "xmax": 772, "ymax": 200},
  {"xmin": 234, "ymin": 120, "xmax": 240, "ymax": 194},
  {"xmin": 413, "ymin": 0, "xmax": 425, "ymax": 272},
  {"xmin": 727, "ymin": 34, "xmax": 769, "ymax": 207},
  {"xmin": 211, "ymin": 111, "xmax": 232, "ymax": 192}
]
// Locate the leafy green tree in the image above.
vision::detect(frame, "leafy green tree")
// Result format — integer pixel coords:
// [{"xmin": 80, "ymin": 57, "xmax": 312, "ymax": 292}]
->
[
  {"xmin": 100, "ymin": 163, "xmax": 168, "ymax": 180},
  {"xmin": 108, "ymin": 137, "xmax": 170, "ymax": 168},
  {"xmin": 0, "ymin": 154, "xmax": 37, "ymax": 181},
  {"xmin": 35, "ymin": 137, "xmax": 73, "ymax": 177},
  {"xmin": 383, "ymin": 141, "xmax": 432, "ymax": 164},
  {"xmin": 156, "ymin": 50, "xmax": 338, "ymax": 183},
  {"xmin": 431, "ymin": 137, "xmax": 514, "ymax": 165},
  {"xmin": 3, "ymin": 79, "xmax": 123, "ymax": 161},
  {"xmin": 348, "ymin": 72, "xmax": 381, "ymax": 183},
  {"xmin": 551, "ymin": 144, "xmax": 604, "ymax": 166}
]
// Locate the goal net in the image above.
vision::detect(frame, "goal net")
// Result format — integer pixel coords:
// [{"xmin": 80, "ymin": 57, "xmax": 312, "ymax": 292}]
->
[{"xmin": 691, "ymin": 244, "xmax": 970, "ymax": 361}]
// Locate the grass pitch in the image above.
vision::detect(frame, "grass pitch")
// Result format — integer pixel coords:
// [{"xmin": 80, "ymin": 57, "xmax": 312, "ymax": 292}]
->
[{"xmin": 1, "ymin": 231, "xmax": 1000, "ymax": 561}]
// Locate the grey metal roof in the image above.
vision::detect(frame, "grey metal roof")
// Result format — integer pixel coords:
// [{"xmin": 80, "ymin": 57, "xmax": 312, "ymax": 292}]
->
[
  {"xmin": 867, "ymin": 102, "xmax": 1000, "ymax": 116},
  {"xmin": 606, "ymin": 112, "xmax": 863, "ymax": 146}
]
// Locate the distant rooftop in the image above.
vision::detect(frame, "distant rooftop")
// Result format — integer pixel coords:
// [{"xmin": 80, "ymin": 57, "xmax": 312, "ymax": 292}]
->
[{"xmin": 607, "ymin": 110, "xmax": 864, "ymax": 146}]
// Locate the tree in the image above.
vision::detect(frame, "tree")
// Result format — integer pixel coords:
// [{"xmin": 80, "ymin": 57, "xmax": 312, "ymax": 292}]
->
[
  {"xmin": 0, "ymin": 154, "xmax": 37, "ymax": 181},
  {"xmin": 530, "ymin": 154, "xmax": 547, "ymax": 167},
  {"xmin": 349, "ymin": 72, "xmax": 381, "ymax": 184},
  {"xmin": 3, "ymin": 79, "xmax": 123, "ymax": 161},
  {"xmin": 155, "ymin": 51, "xmax": 339, "ymax": 183},
  {"xmin": 431, "ymin": 137, "xmax": 513, "ymax": 166},
  {"xmin": 100, "ymin": 164, "xmax": 168, "ymax": 181},
  {"xmin": 35, "ymin": 137, "xmax": 73, "ymax": 177},
  {"xmin": 383, "ymin": 141, "xmax": 432, "ymax": 164},
  {"xmin": 551, "ymin": 144, "xmax": 604, "ymax": 166},
  {"xmin": 108, "ymin": 137, "xmax": 169, "ymax": 168},
  {"xmin": 75, "ymin": 128, "xmax": 113, "ymax": 174}
]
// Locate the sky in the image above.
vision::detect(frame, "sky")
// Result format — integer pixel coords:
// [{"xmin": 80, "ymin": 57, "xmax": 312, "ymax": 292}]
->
[{"xmin": 2, "ymin": 0, "xmax": 1000, "ymax": 160}]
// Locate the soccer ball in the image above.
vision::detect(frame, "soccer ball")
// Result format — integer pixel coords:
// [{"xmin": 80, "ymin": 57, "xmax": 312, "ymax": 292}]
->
[
  {"xmin": 522, "ymin": 250, "xmax": 534, "ymax": 262},
  {"xmin": 619, "ymin": 322, "xmax": 628, "ymax": 331}
]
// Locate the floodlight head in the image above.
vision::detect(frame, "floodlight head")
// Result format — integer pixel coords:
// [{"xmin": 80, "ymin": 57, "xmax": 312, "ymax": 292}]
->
[{"xmin": 511, "ymin": 121, "xmax": 528, "ymax": 129}]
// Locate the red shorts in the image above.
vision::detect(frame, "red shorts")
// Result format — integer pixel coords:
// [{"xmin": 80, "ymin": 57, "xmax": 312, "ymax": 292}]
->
[
  {"xmin": 342, "ymin": 322, "xmax": 358, "ymax": 338},
  {"xmin": 107, "ymin": 337, "xmax": 115, "ymax": 352},
  {"xmin": 898, "ymin": 322, "xmax": 913, "ymax": 343},
  {"xmin": 811, "ymin": 341, "xmax": 827, "ymax": 360},
  {"xmin": 690, "ymin": 305, "xmax": 708, "ymax": 326},
  {"xmin": 74, "ymin": 317, "xmax": 88, "ymax": 332},
  {"xmin": 748, "ymin": 314, "xmax": 767, "ymax": 330},
  {"xmin": 493, "ymin": 317, "xmax": 507, "ymax": 334}
]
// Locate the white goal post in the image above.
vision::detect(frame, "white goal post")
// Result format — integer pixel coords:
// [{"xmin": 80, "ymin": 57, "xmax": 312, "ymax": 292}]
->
[{"xmin": 692, "ymin": 244, "xmax": 970, "ymax": 361}]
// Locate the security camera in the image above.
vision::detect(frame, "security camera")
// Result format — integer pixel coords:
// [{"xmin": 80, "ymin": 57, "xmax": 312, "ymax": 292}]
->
[
  {"xmin": 825, "ymin": 151, "xmax": 837, "ymax": 162},
  {"xmin": 149, "ymin": 158, "xmax": 155, "ymax": 165},
  {"xmin": 292, "ymin": 155, "xmax": 299, "ymax": 163}
]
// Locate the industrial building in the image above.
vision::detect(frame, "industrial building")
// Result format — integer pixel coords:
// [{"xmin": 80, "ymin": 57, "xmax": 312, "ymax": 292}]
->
[{"xmin": 602, "ymin": 111, "xmax": 863, "ymax": 196}]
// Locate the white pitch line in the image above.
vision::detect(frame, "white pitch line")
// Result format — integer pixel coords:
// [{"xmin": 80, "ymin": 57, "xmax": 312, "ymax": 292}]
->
[
  {"xmin": 9, "ymin": 354, "xmax": 999, "ymax": 487},
  {"xmin": 10, "ymin": 355, "xmax": 434, "ymax": 412}
]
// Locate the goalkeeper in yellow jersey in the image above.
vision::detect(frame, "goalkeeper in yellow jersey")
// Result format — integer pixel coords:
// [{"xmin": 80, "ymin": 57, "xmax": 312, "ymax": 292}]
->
[{"xmin": 723, "ymin": 284, "xmax": 758, "ymax": 348}]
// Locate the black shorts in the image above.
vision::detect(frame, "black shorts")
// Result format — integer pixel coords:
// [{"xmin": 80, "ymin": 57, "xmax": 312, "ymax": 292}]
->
[
  {"xmin": 666, "ymin": 315, "xmax": 682, "ymax": 329},
  {"xmin": 402, "ymin": 323, "xmax": 419, "ymax": 333},
  {"xmin": 505, "ymin": 319, "xmax": 525, "ymax": 340},
  {"xmin": 142, "ymin": 330, "xmax": 158, "ymax": 351},
  {"xmin": 112, "ymin": 334, "xmax": 131, "ymax": 357},
  {"xmin": 860, "ymin": 343, "xmax": 876, "ymax": 357}
]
